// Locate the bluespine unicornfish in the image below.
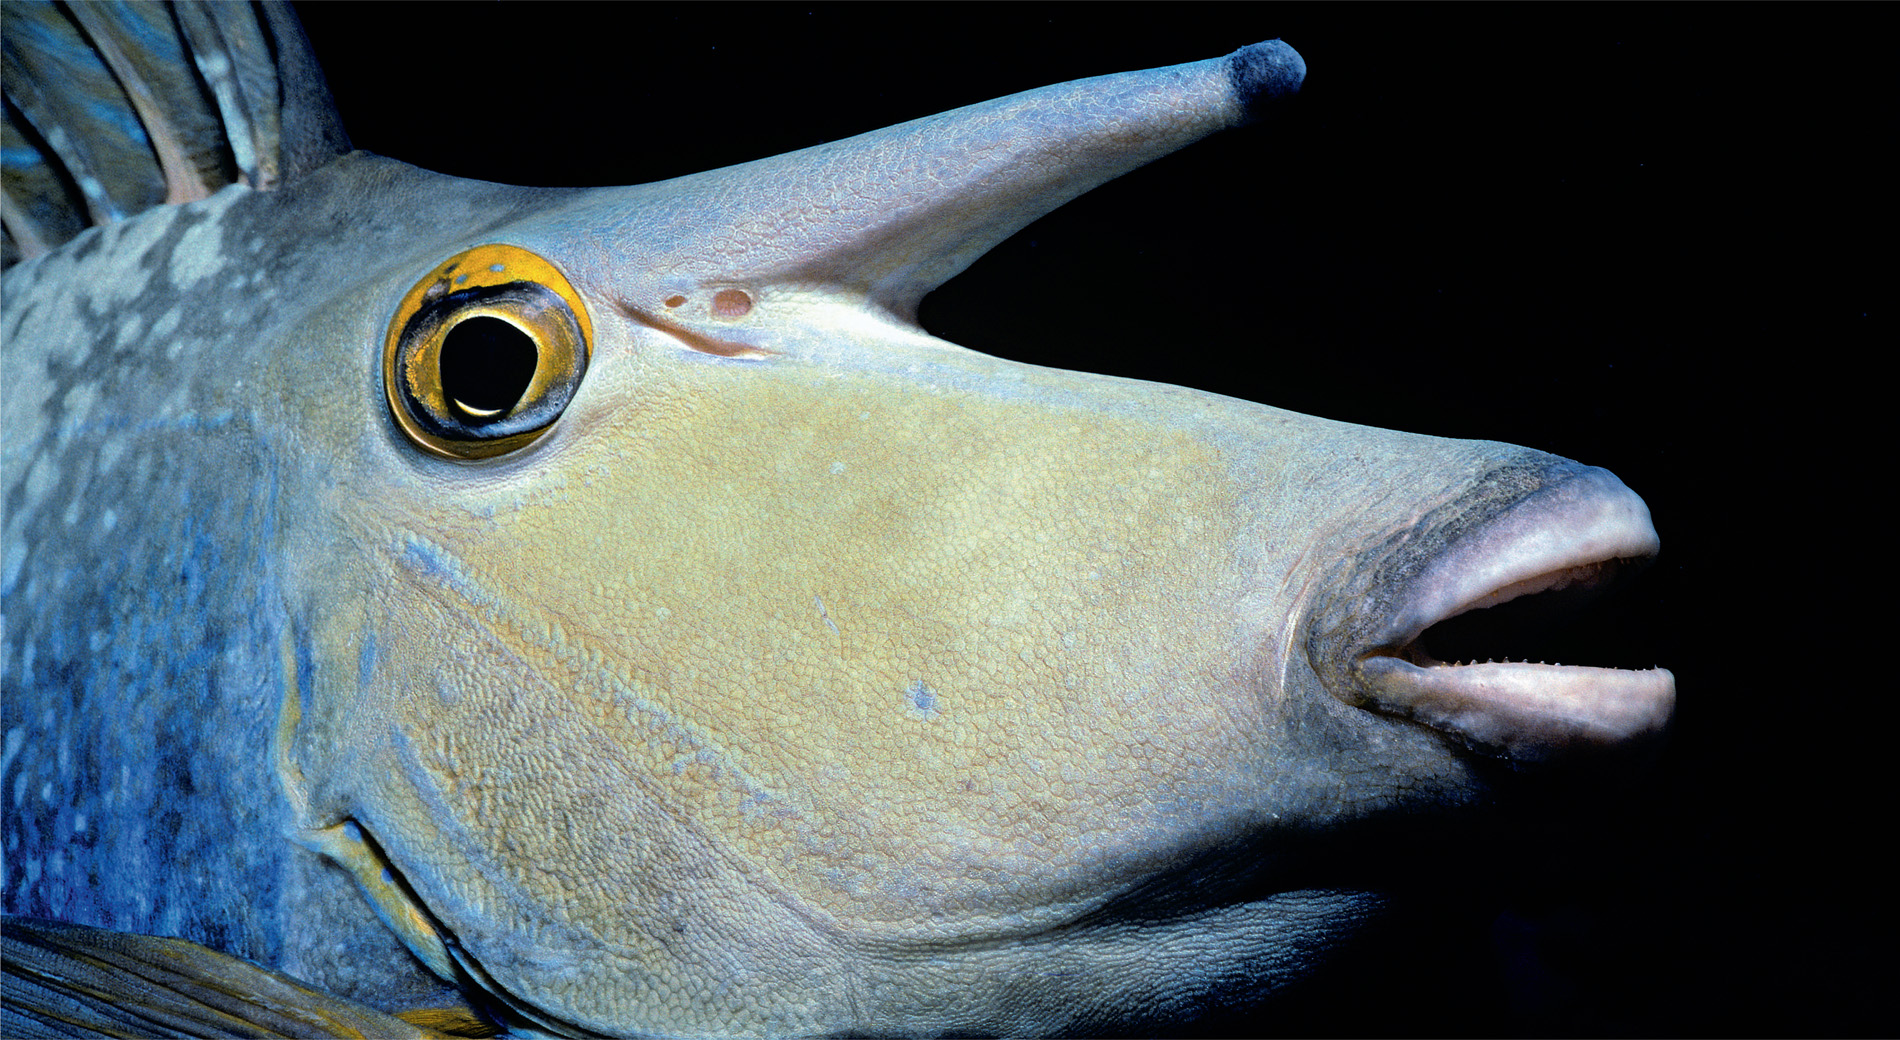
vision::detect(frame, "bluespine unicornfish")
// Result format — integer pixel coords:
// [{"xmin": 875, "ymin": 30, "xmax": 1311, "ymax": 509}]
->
[{"xmin": 2, "ymin": 4, "xmax": 1671, "ymax": 1035}]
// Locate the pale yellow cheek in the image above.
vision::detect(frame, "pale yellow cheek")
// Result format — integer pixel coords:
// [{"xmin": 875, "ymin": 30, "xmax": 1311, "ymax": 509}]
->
[{"xmin": 341, "ymin": 359, "xmax": 1264, "ymax": 936}]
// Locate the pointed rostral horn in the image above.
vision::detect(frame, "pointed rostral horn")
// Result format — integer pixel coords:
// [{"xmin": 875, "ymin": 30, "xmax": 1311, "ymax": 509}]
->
[{"xmin": 565, "ymin": 41, "xmax": 1305, "ymax": 321}]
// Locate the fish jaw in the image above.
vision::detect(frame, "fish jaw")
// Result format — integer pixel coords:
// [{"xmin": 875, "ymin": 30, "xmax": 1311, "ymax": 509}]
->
[{"xmin": 1320, "ymin": 462, "xmax": 1675, "ymax": 758}]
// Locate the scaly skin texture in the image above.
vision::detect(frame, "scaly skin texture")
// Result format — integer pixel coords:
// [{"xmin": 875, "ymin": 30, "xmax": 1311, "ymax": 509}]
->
[{"xmin": 3, "ymin": 22, "xmax": 1668, "ymax": 1037}]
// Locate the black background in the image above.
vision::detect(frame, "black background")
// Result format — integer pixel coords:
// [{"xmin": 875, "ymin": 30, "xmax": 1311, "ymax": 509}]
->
[{"xmin": 295, "ymin": 5, "xmax": 1884, "ymax": 1035}]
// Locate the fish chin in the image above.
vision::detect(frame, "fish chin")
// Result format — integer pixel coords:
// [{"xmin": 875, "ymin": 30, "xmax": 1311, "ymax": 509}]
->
[{"xmin": 1340, "ymin": 464, "xmax": 1675, "ymax": 758}]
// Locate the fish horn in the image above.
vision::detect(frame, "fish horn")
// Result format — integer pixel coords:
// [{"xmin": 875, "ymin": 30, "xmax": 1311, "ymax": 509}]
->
[{"xmin": 568, "ymin": 40, "xmax": 1304, "ymax": 323}]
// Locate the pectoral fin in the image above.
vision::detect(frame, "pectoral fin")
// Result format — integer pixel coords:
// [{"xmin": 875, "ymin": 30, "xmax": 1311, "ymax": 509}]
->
[{"xmin": 0, "ymin": 915, "xmax": 491, "ymax": 1039}]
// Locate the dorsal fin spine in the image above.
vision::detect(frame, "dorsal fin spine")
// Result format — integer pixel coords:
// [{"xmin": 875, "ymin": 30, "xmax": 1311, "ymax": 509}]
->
[{"xmin": 0, "ymin": 0, "xmax": 350, "ymax": 265}]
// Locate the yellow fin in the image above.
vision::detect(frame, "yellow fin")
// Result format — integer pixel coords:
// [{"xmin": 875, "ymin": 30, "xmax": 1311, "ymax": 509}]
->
[
  {"xmin": 395, "ymin": 1006, "xmax": 504, "ymax": 1037},
  {"xmin": 0, "ymin": 914, "xmax": 463, "ymax": 1038}
]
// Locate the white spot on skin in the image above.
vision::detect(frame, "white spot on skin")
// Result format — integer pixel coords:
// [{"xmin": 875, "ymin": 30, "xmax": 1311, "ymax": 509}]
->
[
  {"xmin": 160, "ymin": 188, "xmax": 250, "ymax": 288},
  {"xmin": 2, "ymin": 538, "xmax": 26, "ymax": 590},
  {"xmin": 1, "ymin": 728, "xmax": 24, "ymax": 781},
  {"xmin": 61, "ymin": 381, "xmax": 101, "ymax": 422},
  {"xmin": 830, "ymin": 460, "xmax": 846, "ymax": 475},
  {"xmin": 22, "ymin": 456, "xmax": 60, "ymax": 512}
]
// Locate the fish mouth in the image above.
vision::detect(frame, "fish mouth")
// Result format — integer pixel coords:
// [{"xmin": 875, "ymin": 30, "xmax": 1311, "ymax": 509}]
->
[{"xmin": 1344, "ymin": 465, "xmax": 1675, "ymax": 758}]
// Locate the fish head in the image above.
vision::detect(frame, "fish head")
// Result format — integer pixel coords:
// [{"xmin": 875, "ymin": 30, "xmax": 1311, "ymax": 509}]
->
[{"xmin": 243, "ymin": 40, "xmax": 1671, "ymax": 1038}]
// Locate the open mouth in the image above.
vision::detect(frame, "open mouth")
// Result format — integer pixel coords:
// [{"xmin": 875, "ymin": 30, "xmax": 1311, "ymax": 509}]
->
[
  {"xmin": 1349, "ymin": 466, "xmax": 1675, "ymax": 758},
  {"xmin": 1406, "ymin": 555, "xmax": 1652, "ymax": 669}
]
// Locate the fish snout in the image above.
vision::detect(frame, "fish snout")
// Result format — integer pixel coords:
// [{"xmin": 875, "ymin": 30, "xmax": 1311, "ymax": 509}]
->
[{"xmin": 1313, "ymin": 461, "xmax": 1675, "ymax": 760}]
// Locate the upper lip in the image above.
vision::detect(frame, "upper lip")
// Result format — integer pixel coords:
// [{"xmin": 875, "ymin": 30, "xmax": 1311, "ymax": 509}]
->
[
  {"xmin": 1334, "ymin": 464, "xmax": 1676, "ymax": 758},
  {"xmin": 1368, "ymin": 465, "xmax": 1660, "ymax": 655}
]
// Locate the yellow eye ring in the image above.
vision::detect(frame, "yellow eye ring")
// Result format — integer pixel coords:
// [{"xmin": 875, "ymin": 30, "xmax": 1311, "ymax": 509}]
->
[{"xmin": 383, "ymin": 244, "xmax": 593, "ymax": 460}]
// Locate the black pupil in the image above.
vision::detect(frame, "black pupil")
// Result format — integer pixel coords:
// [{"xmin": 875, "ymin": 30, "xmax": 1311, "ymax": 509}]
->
[{"xmin": 440, "ymin": 316, "xmax": 537, "ymax": 421}]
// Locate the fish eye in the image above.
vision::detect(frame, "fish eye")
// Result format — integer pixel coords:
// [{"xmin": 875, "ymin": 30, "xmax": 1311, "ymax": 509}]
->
[{"xmin": 384, "ymin": 244, "xmax": 593, "ymax": 460}]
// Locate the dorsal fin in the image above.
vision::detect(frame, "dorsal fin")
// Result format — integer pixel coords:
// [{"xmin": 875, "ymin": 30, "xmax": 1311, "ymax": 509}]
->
[{"xmin": 0, "ymin": 0, "xmax": 349, "ymax": 267}]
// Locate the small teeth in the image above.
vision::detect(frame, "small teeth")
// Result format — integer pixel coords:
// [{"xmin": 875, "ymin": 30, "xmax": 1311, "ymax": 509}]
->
[{"xmin": 1431, "ymin": 657, "xmax": 1563, "ymax": 667}]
